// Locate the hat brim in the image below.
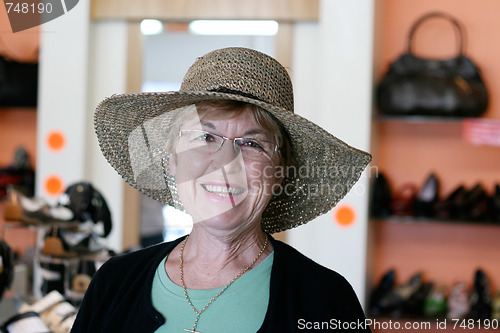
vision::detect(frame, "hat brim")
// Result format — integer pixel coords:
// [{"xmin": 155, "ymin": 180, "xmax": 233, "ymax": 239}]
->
[{"xmin": 94, "ymin": 91, "xmax": 371, "ymax": 233}]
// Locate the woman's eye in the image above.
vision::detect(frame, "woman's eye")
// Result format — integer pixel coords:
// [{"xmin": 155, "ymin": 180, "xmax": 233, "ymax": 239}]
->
[
  {"xmin": 195, "ymin": 133, "xmax": 215, "ymax": 142},
  {"xmin": 241, "ymin": 139, "xmax": 263, "ymax": 149}
]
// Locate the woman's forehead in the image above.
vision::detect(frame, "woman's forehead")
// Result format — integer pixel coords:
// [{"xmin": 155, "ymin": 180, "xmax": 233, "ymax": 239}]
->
[{"xmin": 180, "ymin": 105, "xmax": 261, "ymax": 131}]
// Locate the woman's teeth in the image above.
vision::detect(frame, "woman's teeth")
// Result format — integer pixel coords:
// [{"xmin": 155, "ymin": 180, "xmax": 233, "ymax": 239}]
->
[{"xmin": 202, "ymin": 184, "xmax": 244, "ymax": 197}]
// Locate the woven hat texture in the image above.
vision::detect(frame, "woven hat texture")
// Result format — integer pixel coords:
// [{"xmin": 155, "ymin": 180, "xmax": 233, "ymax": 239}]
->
[{"xmin": 94, "ymin": 47, "xmax": 371, "ymax": 233}]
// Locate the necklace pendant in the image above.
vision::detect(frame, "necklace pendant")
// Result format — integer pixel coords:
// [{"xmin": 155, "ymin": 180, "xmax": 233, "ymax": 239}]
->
[{"xmin": 184, "ymin": 329, "xmax": 201, "ymax": 333}]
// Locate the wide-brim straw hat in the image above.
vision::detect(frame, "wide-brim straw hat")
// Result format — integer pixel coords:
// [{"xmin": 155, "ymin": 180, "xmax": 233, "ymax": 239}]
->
[{"xmin": 94, "ymin": 47, "xmax": 371, "ymax": 234}]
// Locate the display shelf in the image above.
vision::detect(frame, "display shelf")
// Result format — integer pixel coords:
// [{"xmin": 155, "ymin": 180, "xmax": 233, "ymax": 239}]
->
[
  {"xmin": 372, "ymin": 114, "xmax": 468, "ymax": 124},
  {"xmin": 370, "ymin": 219, "xmax": 500, "ymax": 288},
  {"xmin": 369, "ymin": 317, "xmax": 500, "ymax": 332},
  {"xmin": 1, "ymin": 220, "xmax": 108, "ymax": 300},
  {"xmin": 371, "ymin": 216, "xmax": 500, "ymax": 227}
]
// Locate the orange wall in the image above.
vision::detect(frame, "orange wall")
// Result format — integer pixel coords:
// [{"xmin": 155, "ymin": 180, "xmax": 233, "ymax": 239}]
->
[
  {"xmin": 372, "ymin": 0, "xmax": 500, "ymax": 291},
  {"xmin": 0, "ymin": 108, "xmax": 37, "ymax": 256},
  {"xmin": 0, "ymin": 108, "xmax": 37, "ymax": 167}
]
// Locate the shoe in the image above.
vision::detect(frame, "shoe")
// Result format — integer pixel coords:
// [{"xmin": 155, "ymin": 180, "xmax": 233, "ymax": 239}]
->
[
  {"xmin": 487, "ymin": 184, "xmax": 500, "ymax": 223},
  {"xmin": 60, "ymin": 182, "xmax": 112, "ymax": 237},
  {"xmin": 0, "ymin": 147, "xmax": 35, "ymax": 198},
  {"xmin": 466, "ymin": 184, "xmax": 489, "ymax": 222},
  {"xmin": 447, "ymin": 281, "xmax": 470, "ymax": 319},
  {"xmin": 391, "ymin": 184, "xmax": 418, "ymax": 216},
  {"xmin": 40, "ymin": 262, "xmax": 66, "ymax": 295},
  {"xmin": 434, "ymin": 185, "xmax": 467, "ymax": 220},
  {"xmin": 423, "ymin": 283, "xmax": 448, "ymax": 317},
  {"xmin": 41, "ymin": 227, "xmax": 77, "ymax": 258},
  {"xmin": 492, "ymin": 291, "xmax": 500, "ymax": 320},
  {"xmin": 376, "ymin": 272, "xmax": 423, "ymax": 318},
  {"xmin": 370, "ymin": 173, "xmax": 393, "ymax": 218},
  {"xmin": 71, "ymin": 260, "xmax": 96, "ymax": 293},
  {"xmin": 469, "ymin": 269, "xmax": 493, "ymax": 319},
  {"xmin": 414, "ymin": 173, "xmax": 439, "ymax": 218},
  {"xmin": 404, "ymin": 282, "xmax": 433, "ymax": 317},
  {"xmin": 0, "ymin": 240, "xmax": 14, "ymax": 301},
  {"xmin": 3, "ymin": 187, "xmax": 74, "ymax": 224},
  {"xmin": 369, "ymin": 269, "xmax": 396, "ymax": 316}
]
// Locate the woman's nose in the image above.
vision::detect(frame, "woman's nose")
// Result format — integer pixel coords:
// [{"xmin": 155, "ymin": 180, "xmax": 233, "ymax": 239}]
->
[{"xmin": 212, "ymin": 140, "xmax": 243, "ymax": 173}]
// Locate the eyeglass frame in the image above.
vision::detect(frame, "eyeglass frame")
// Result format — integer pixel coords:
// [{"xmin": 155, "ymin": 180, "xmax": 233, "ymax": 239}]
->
[{"xmin": 178, "ymin": 129, "xmax": 280, "ymax": 160}]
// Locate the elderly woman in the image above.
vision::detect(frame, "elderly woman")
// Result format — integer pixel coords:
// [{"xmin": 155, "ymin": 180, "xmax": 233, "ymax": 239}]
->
[{"xmin": 71, "ymin": 47, "xmax": 372, "ymax": 332}]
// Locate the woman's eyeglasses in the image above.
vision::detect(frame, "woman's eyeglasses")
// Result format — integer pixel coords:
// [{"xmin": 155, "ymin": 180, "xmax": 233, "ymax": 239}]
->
[{"xmin": 178, "ymin": 130, "xmax": 278, "ymax": 161}]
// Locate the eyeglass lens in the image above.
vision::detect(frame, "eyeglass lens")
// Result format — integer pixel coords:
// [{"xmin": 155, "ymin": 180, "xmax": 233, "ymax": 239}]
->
[{"xmin": 179, "ymin": 130, "xmax": 275, "ymax": 161}]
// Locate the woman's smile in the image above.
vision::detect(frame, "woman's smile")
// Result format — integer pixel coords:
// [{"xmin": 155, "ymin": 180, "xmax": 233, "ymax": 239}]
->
[{"xmin": 201, "ymin": 183, "xmax": 246, "ymax": 198}]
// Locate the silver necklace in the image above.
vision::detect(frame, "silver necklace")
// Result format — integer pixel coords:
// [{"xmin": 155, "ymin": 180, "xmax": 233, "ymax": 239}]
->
[{"xmin": 180, "ymin": 235, "xmax": 268, "ymax": 333}]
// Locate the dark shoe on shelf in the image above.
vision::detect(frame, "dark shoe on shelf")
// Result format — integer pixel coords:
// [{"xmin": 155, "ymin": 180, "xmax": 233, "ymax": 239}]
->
[
  {"xmin": 404, "ymin": 281, "xmax": 433, "ymax": 317},
  {"xmin": 370, "ymin": 173, "xmax": 393, "ymax": 218},
  {"xmin": 434, "ymin": 185, "xmax": 467, "ymax": 220},
  {"xmin": 469, "ymin": 269, "xmax": 493, "ymax": 319},
  {"xmin": 375, "ymin": 272, "xmax": 423, "ymax": 318},
  {"xmin": 414, "ymin": 173, "xmax": 439, "ymax": 218},
  {"xmin": 0, "ymin": 240, "xmax": 14, "ymax": 301},
  {"xmin": 391, "ymin": 184, "xmax": 418, "ymax": 216},
  {"xmin": 466, "ymin": 184, "xmax": 489, "ymax": 222},
  {"xmin": 369, "ymin": 269, "xmax": 396, "ymax": 316}
]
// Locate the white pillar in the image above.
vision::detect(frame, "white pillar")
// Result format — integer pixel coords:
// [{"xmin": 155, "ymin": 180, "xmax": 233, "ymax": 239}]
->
[
  {"xmin": 37, "ymin": 1, "xmax": 90, "ymax": 197},
  {"xmin": 38, "ymin": 6, "xmax": 126, "ymax": 252},
  {"xmin": 287, "ymin": 0, "xmax": 374, "ymax": 306}
]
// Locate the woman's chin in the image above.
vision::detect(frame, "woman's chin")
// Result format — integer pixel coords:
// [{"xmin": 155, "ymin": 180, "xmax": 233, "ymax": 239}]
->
[{"xmin": 190, "ymin": 203, "xmax": 252, "ymax": 231}]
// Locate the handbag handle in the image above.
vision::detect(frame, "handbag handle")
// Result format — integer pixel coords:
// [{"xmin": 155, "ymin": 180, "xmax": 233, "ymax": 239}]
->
[{"xmin": 407, "ymin": 12, "xmax": 467, "ymax": 57}]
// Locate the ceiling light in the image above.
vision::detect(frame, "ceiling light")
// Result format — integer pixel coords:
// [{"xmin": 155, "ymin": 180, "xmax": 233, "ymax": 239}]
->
[
  {"xmin": 141, "ymin": 19, "xmax": 163, "ymax": 35},
  {"xmin": 189, "ymin": 20, "xmax": 278, "ymax": 36}
]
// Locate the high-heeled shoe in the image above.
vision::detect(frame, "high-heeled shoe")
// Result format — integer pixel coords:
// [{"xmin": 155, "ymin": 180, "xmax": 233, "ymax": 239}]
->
[
  {"xmin": 488, "ymin": 184, "xmax": 500, "ymax": 223},
  {"xmin": 414, "ymin": 173, "xmax": 439, "ymax": 218},
  {"xmin": 371, "ymin": 173, "xmax": 393, "ymax": 218},
  {"xmin": 469, "ymin": 269, "xmax": 493, "ymax": 319},
  {"xmin": 423, "ymin": 283, "xmax": 448, "ymax": 317},
  {"xmin": 391, "ymin": 184, "xmax": 418, "ymax": 216},
  {"xmin": 466, "ymin": 184, "xmax": 489, "ymax": 222},
  {"xmin": 374, "ymin": 272, "xmax": 423, "ymax": 318},
  {"xmin": 447, "ymin": 281, "xmax": 470, "ymax": 319},
  {"xmin": 434, "ymin": 185, "xmax": 467, "ymax": 220},
  {"xmin": 369, "ymin": 269, "xmax": 396, "ymax": 316},
  {"xmin": 404, "ymin": 281, "xmax": 433, "ymax": 317}
]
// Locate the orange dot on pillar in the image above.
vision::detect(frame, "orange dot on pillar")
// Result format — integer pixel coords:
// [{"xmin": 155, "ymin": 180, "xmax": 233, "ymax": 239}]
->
[
  {"xmin": 334, "ymin": 205, "xmax": 356, "ymax": 227},
  {"xmin": 45, "ymin": 176, "xmax": 64, "ymax": 196},
  {"xmin": 47, "ymin": 131, "xmax": 65, "ymax": 151}
]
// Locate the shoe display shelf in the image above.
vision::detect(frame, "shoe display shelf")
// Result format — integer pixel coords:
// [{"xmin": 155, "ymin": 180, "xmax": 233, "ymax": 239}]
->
[
  {"xmin": 368, "ymin": 115, "xmax": 500, "ymax": 331},
  {"xmin": 1, "ymin": 220, "xmax": 108, "ymax": 303}
]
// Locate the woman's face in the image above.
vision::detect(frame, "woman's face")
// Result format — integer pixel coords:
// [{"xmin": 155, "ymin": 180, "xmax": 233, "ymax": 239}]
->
[{"xmin": 169, "ymin": 106, "xmax": 282, "ymax": 232}]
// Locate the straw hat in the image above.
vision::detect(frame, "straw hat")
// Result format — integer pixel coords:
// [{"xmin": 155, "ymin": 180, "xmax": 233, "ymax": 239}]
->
[{"xmin": 94, "ymin": 47, "xmax": 371, "ymax": 233}]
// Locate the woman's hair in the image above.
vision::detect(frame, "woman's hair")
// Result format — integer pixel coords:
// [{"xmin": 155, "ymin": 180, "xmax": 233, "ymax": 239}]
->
[{"xmin": 167, "ymin": 100, "xmax": 295, "ymax": 168}]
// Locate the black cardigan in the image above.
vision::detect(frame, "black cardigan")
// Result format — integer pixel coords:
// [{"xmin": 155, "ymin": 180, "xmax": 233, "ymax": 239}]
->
[{"xmin": 71, "ymin": 236, "xmax": 371, "ymax": 332}]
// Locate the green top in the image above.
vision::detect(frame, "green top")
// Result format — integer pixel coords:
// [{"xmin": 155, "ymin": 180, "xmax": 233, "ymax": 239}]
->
[{"xmin": 152, "ymin": 251, "xmax": 274, "ymax": 333}]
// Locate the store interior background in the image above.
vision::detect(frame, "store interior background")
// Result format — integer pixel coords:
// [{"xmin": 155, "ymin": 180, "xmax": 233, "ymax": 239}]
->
[{"xmin": 1, "ymin": 0, "xmax": 499, "ymax": 316}]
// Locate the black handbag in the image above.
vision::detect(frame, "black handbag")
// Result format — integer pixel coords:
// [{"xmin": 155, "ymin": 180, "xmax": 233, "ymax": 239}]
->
[
  {"xmin": 376, "ymin": 12, "xmax": 488, "ymax": 117},
  {"xmin": 0, "ymin": 55, "xmax": 38, "ymax": 107}
]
